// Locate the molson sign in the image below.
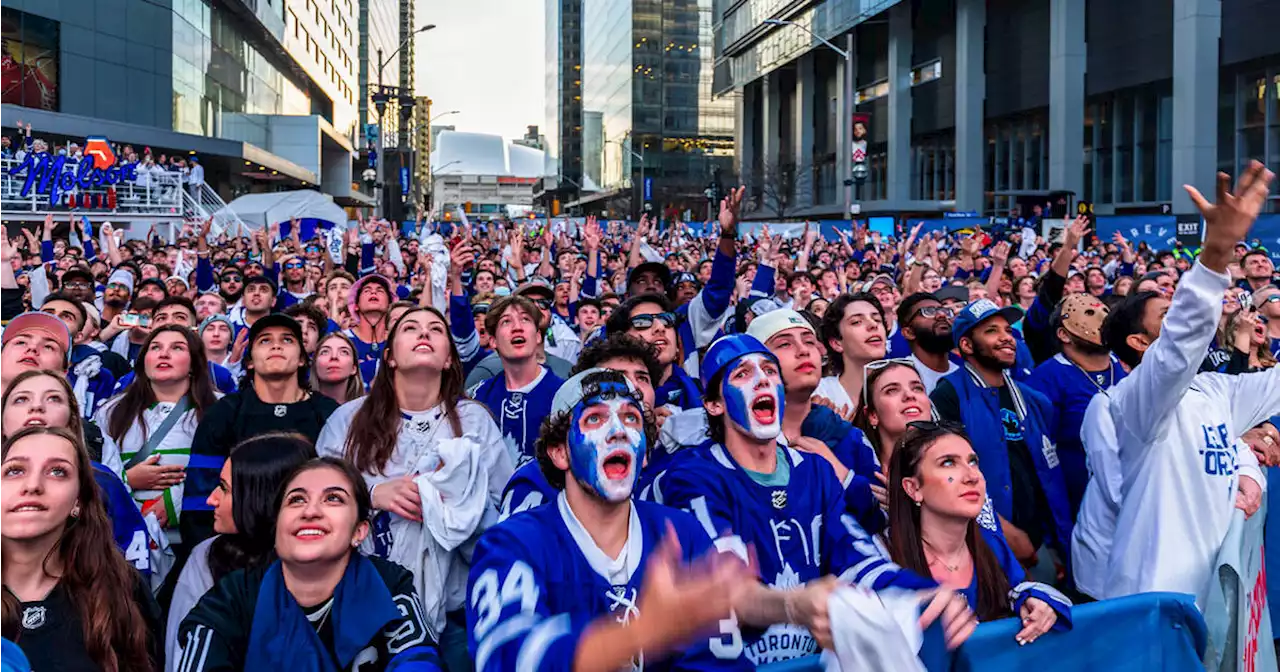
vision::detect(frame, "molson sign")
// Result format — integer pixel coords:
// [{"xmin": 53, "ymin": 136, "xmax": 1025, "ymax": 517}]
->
[{"xmin": 8, "ymin": 136, "xmax": 138, "ymax": 205}]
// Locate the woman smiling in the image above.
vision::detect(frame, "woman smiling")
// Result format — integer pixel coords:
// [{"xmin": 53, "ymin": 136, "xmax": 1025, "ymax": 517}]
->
[{"xmin": 177, "ymin": 458, "xmax": 441, "ymax": 671}]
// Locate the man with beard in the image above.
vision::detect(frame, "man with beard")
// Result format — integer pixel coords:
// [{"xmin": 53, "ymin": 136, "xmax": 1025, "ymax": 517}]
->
[
  {"xmin": 1026, "ymin": 294, "xmax": 1128, "ymax": 513},
  {"xmin": 469, "ymin": 368, "xmax": 753, "ymax": 671},
  {"xmin": 193, "ymin": 291, "xmax": 226, "ymax": 323},
  {"xmin": 931, "ymin": 300, "xmax": 1073, "ymax": 569},
  {"xmin": 58, "ymin": 266, "xmax": 96, "ymax": 304},
  {"xmin": 273, "ymin": 252, "xmax": 312, "ymax": 309},
  {"xmin": 216, "ymin": 267, "xmax": 244, "ymax": 314},
  {"xmin": 100, "ymin": 268, "xmax": 135, "ymax": 324},
  {"xmin": 897, "ymin": 293, "xmax": 959, "ymax": 393}
]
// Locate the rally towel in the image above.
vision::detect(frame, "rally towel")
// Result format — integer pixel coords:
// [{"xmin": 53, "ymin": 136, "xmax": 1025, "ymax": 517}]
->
[
  {"xmin": 823, "ymin": 587, "xmax": 926, "ymax": 672},
  {"xmin": 1203, "ymin": 500, "xmax": 1276, "ymax": 672}
]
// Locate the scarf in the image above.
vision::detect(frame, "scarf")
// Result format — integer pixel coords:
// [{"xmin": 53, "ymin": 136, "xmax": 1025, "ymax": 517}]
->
[{"xmin": 245, "ymin": 555, "xmax": 401, "ymax": 672}]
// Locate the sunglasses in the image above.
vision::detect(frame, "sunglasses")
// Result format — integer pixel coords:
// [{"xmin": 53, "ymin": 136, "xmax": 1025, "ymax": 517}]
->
[
  {"xmin": 905, "ymin": 419, "xmax": 967, "ymax": 434},
  {"xmin": 630, "ymin": 312, "xmax": 677, "ymax": 330},
  {"xmin": 221, "ymin": 275, "xmax": 243, "ymax": 283},
  {"xmin": 305, "ymin": 246, "xmax": 322, "ymax": 253},
  {"xmin": 531, "ymin": 297, "xmax": 553, "ymax": 309},
  {"xmin": 911, "ymin": 305, "xmax": 955, "ymax": 321},
  {"xmin": 284, "ymin": 261, "xmax": 305, "ymax": 270},
  {"xmin": 861, "ymin": 357, "xmax": 920, "ymax": 404}
]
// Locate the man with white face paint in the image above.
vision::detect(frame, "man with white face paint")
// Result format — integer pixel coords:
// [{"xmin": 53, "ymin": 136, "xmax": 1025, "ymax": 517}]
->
[
  {"xmin": 647, "ymin": 334, "xmax": 975, "ymax": 665},
  {"xmin": 467, "ymin": 368, "xmax": 753, "ymax": 671}
]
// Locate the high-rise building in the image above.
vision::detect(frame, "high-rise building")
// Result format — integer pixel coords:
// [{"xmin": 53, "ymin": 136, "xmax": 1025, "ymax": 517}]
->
[
  {"xmin": 358, "ymin": 0, "xmax": 401, "ymax": 151},
  {"xmin": 0, "ymin": 0, "xmax": 363, "ymax": 206},
  {"xmin": 412, "ymin": 95, "xmax": 433, "ymax": 215},
  {"xmin": 717, "ymin": 0, "xmax": 1280, "ymax": 218},
  {"xmin": 572, "ymin": 0, "xmax": 736, "ymax": 220},
  {"xmin": 537, "ymin": 0, "xmax": 583, "ymax": 214}
]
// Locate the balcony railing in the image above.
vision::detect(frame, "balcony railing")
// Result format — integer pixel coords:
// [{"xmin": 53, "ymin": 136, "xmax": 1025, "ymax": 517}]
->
[{"xmin": 1, "ymin": 155, "xmax": 185, "ymax": 218}]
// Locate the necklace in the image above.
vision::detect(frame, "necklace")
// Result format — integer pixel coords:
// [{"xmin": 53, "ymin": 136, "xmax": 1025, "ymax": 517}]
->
[
  {"xmin": 1067, "ymin": 355, "xmax": 1113, "ymax": 394},
  {"xmin": 921, "ymin": 538, "xmax": 967, "ymax": 572}
]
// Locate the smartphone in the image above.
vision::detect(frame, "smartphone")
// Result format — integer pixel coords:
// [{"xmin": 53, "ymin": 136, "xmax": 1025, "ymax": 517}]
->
[{"xmin": 121, "ymin": 314, "xmax": 151, "ymax": 328}]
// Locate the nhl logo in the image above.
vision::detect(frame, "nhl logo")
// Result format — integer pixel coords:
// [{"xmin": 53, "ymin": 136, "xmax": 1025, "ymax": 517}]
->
[
  {"xmin": 21, "ymin": 606, "xmax": 46, "ymax": 630},
  {"xmin": 273, "ymin": 404, "xmax": 287, "ymax": 418},
  {"xmin": 771, "ymin": 490, "xmax": 787, "ymax": 510}
]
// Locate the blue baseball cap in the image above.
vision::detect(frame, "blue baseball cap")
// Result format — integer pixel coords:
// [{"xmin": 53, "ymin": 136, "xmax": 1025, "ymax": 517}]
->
[
  {"xmin": 951, "ymin": 299, "xmax": 1024, "ymax": 348},
  {"xmin": 700, "ymin": 334, "xmax": 777, "ymax": 388}
]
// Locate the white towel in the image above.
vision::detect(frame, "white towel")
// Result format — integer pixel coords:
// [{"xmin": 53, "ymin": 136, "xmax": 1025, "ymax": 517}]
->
[
  {"xmin": 383, "ymin": 436, "xmax": 492, "ymax": 638},
  {"xmin": 823, "ymin": 586, "xmax": 926, "ymax": 672}
]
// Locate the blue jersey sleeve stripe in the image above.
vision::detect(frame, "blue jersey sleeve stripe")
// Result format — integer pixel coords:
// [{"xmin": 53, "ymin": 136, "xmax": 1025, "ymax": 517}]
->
[
  {"xmin": 514, "ymin": 613, "xmax": 572, "ymax": 672},
  {"xmin": 186, "ymin": 454, "xmax": 226, "ymax": 470}
]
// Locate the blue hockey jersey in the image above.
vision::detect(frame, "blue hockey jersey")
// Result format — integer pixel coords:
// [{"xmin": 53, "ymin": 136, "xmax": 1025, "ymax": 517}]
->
[
  {"xmin": 467, "ymin": 496, "xmax": 752, "ymax": 671},
  {"xmin": 647, "ymin": 443, "xmax": 935, "ymax": 665},
  {"xmin": 470, "ymin": 367, "xmax": 564, "ymax": 467},
  {"xmin": 498, "ymin": 460, "xmax": 557, "ymax": 521},
  {"xmin": 342, "ymin": 329, "xmax": 384, "ymax": 386},
  {"xmin": 1025, "ymin": 353, "xmax": 1127, "ymax": 513},
  {"xmin": 93, "ymin": 463, "xmax": 153, "ymax": 578}
]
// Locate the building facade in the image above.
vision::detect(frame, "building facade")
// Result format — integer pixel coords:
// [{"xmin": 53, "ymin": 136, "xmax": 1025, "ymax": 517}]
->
[
  {"xmin": 1, "ymin": 0, "xmax": 360, "ymax": 206},
  {"xmin": 718, "ymin": 0, "xmax": 1280, "ymax": 218},
  {"xmin": 431, "ymin": 130, "xmax": 545, "ymax": 221},
  {"xmin": 572, "ymin": 0, "xmax": 737, "ymax": 220},
  {"xmin": 539, "ymin": 0, "xmax": 584, "ymax": 214}
]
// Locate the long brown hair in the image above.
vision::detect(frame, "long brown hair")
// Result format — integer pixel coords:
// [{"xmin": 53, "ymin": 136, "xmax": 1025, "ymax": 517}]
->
[
  {"xmin": 2, "ymin": 426, "xmax": 154, "ymax": 672},
  {"xmin": 106, "ymin": 325, "xmax": 218, "ymax": 445},
  {"xmin": 313, "ymin": 331, "xmax": 366, "ymax": 403},
  {"xmin": 1, "ymin": 369, "xmax": 85, "ymax": 441},
  {"xmin": 886, "ymin": 422, "xmax": 1011, "ymax": 622},
  {"xmin": 852, "ymin": 360, "xmax": 920, "ymax": 465},
  {"xmin": 344, "ymin": 307, "xmax": 465, "ymax": 474}
]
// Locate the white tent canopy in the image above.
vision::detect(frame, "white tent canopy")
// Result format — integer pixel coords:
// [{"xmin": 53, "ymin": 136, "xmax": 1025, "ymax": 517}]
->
[{"xmin": 213, "ymin": 190, "xmax": 348, "ymax": 230}]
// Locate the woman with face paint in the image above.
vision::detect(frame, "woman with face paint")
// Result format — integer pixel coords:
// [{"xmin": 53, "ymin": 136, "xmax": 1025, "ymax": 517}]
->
[
  {"xmin": 647, "ymin": 334, "xmax": 977, "ymax": 665},
  {"xmin": 468, "ymin": 368, "xmax": 754, "ymax": 671},
  {"xmin": 886, "ymin": 422, "xmax": 1071, "ymax": 644}
]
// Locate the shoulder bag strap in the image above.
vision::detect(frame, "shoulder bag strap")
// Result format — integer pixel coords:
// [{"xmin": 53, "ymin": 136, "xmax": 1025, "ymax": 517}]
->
[{"xmin": 123, "ymin": 396, "xmax": 192, "ymax": 470}]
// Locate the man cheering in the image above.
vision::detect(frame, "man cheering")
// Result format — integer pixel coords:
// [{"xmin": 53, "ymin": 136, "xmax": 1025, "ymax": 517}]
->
[{"xmin": 1096, "ymin": 161, "xmax": 1279, "ymax": 607}]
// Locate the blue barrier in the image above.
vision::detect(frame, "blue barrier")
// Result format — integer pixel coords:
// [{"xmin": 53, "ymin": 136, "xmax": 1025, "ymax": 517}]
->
[{"xmin": 758, "ymin": 592, "xmax": 1206, "ymax": 672}]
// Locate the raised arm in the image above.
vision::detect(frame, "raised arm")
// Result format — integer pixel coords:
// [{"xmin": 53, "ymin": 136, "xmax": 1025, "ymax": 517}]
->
[
  {"xmin": 1115, "ymin": 162, "xmax": 1274, "ymax": 451},
  {"xmin": 985, "ymin": 241, "xmax": 1010, "ymax": 302}
]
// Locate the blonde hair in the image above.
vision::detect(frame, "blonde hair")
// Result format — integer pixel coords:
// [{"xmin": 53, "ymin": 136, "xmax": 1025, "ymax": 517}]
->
[{"xmin": 1219, "ymin": 310, "xmax": 1278, "ymax": 369}]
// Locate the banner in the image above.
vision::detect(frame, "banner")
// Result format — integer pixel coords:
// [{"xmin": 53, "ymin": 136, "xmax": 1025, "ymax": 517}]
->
[
  {"xmin": 759, "ymin": 592, "xmax": 1208, "ymax": 672},
  {"xmin": 1204, "ymin": 499, "xmax": 1276, "ymax": 672}
]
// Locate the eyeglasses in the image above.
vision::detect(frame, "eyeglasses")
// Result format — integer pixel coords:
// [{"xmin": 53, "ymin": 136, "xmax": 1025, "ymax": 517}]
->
[
  {"xmin": 63, "ymin": 280, "xmax": 90, "ymax": 290},
  {"xmin": 630, "ymin": 312, "xmax": 677, "ymax": 330},
  {"xmin": 911, "ymin": 306, "xmax": 955, "ymax": 321},
  {"xmin": 861, "ymin": 357, "xmax": 920, "ymax": 405}
]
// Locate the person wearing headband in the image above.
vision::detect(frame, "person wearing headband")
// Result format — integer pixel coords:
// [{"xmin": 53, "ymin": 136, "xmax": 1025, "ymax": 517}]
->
[{"xmin": 468, "ymin": 368, "xmax": 753, "ymax": 671}]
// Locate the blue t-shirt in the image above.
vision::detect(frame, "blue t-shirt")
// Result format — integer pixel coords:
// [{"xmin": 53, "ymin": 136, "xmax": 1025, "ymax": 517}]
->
[{"xmin": 342, "ymin": 328, "xmax": 384, "ymax": 386}]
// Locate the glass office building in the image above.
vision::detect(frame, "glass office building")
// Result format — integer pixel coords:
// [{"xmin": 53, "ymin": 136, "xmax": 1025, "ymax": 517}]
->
[{"xmin": 578, "ymin": 0, "xmax": 735, "ymax": 219}]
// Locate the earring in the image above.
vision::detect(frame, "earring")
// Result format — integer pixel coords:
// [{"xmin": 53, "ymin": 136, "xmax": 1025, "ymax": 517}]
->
[
  {"xmin": 351, "ymin": 539, "xmax": 360, "ymax": 548},
  {"xmin": 70, "ymin": 506, "xmax": 81, "ymax": 518},
  {"xmin": 913, "ymin": 499, "xmax": 921, "ymax": 507}
]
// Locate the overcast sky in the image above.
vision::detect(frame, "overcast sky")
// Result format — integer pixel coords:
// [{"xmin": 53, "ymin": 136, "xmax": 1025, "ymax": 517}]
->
[{"xmin": 414, "ymin": 0, "xmax": 546, "ymax": 141}]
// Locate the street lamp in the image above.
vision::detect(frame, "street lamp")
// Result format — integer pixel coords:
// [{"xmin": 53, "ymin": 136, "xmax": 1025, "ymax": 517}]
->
[
  {"xmin": 607, "ymin": 136, "xmax": 647, "ymax": 218},
  {"xmin": 373, "ymin": 23, "xmax": 436, "ymax": 218},
  {"xmin": 763, "ymin": 18, "xmax": 854, "ymax": 219}
]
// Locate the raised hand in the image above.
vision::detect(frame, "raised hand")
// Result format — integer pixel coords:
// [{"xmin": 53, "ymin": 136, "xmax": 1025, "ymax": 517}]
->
[
  {"xmin": 803, "ymin": 221, "xmax": 820, "ymax": 248},
  {"xmin": 582, "ymin": 215, "xmax": 601, "ymax": 252},
  {"xmin": 228, "ymin": 328, "xmax": 249, "ymax": 364},
  {"xmin": 1062, "ymin": 214, "xmax": 1089, "ymax": 249},
  {"xmin": 757, "ymin": 224, "xmax": 773, "ymax": 260},
  {"xmin": 1, "ymin": 226, "xmax": 13, "ymax": 262},
  {"xmin": 1187, "ymin": 161, "xmax": 1275, "ymax": 267},
  {"xmin": 449, "ymin": 242, "xmax": 475, "ymax": 278},
  {"xmin": 990, "ymin": 241, "xmax": 1011, "ymax": 266},
  {"xmin": 718, "ymin": 186, "xmax": 746, "ymax": 238}
]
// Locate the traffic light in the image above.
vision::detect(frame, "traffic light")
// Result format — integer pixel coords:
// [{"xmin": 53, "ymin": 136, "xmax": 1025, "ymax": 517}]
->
[{"xmin": 464, "ymin": 202, "xmax": 473, "ymax": 213}]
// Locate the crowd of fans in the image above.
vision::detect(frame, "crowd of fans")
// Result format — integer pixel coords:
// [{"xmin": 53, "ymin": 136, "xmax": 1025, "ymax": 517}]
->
[{"xmin": 0, "ymin": 158, "xmax": 1278, "ymax": 671}]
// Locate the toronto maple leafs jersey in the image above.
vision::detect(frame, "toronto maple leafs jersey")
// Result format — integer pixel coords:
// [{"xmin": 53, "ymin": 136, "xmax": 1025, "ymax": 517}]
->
[
  {"xmin": 469, "ymin": 367, "xmax": 564, "ymax": 467},
  {"xmin": 467, "ymin": 495, "xmax": 752, "ymax": 671},
  {"xmin": 498, "ymin": 460, "xmax": 557, "ymax": 521},
  {"xmin": 646, "ymin": 443, "xmax": 935, "ymax": 665}
]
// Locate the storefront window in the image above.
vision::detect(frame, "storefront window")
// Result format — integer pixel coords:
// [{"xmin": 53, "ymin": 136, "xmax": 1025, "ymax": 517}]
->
[{"xmin": 1, "ymin": 8, "xmax": 59, "ymax": 112}]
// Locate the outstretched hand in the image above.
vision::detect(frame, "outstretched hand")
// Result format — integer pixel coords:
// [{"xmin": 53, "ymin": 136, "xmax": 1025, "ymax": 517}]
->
[
  {"xmin": 718, "ymin": 186, "xmax": 746, "ymax": 238},
  {"xmin": 1186, "ymin": 160, "xmax": 1275, "ymax": 272}
]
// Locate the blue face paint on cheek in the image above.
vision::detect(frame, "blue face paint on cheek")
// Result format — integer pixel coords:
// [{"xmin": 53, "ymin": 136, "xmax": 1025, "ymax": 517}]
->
[
  {"xmin": 566, "ymin": 396, "xmax": 646, "ymax": 502},
  {"xmin": 723, "ymin": 378, "xmax": 753, "ymax": 433}
]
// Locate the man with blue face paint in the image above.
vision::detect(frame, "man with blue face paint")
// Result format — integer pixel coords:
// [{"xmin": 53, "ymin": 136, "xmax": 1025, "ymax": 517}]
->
[
  {"xmin": 645, "ymin": 334, "xmax": 976, "ymax": 665},
  {"xmin": 467, "ymin": 368, "xmax": 754, "ymax": 671}
]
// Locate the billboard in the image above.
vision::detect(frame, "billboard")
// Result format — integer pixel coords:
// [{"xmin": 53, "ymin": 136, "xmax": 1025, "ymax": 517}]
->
[{"xmin": 1, "ymin": 8, "xmax": 59, "ymax": 111}]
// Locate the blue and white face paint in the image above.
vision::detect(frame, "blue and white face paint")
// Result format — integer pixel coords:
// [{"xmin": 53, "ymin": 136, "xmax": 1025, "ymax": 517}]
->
[
  {"xmin": 721, "ymin": 352, "xmax": 785, "ymax": 441},
  {"xmin": 568, "ymin": 392, "xmax": 648, "ymax": 503}
]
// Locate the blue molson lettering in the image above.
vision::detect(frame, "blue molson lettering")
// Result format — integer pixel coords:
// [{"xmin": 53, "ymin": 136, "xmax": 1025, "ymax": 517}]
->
[{"xmin": 9, "ymin": 152, "xmax": 138, "ymax": 206}]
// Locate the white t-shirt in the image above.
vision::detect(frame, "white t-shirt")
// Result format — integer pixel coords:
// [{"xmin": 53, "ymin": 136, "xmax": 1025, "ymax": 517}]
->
[
  {"xmin": 908, "ymin": 354, "xmax": 958, "ymax": 394},
  {"xmin": 812, "ymin": 376, "xmax": 856, "ymax": 416}
]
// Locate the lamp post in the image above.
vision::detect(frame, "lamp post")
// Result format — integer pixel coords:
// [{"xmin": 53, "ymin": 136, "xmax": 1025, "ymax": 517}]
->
[
  {"xmin": 763, "ymin": 19, "xmax": 854, "ymax": 219},
  {"xmin": 373, "ymin": 24, "xmax": 435, "ymax": 218},
  {"xmin": 608, "ymin": 136, "xmax": 647, "ymax": 219}
]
